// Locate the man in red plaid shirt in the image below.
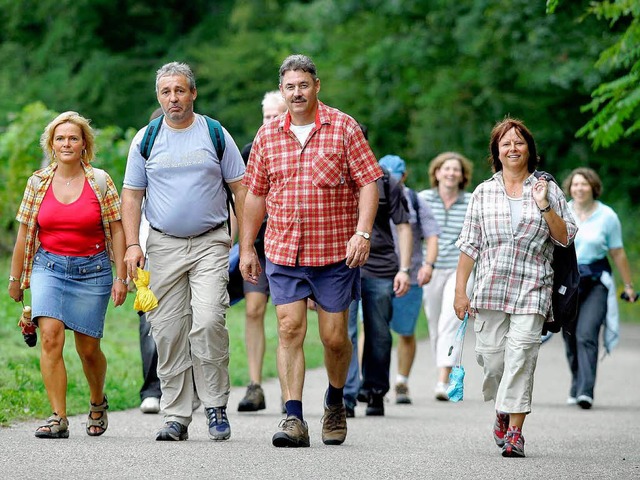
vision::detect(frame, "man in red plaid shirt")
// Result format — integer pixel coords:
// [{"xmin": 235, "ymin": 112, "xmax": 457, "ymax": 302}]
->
[{"xmin": 240, "ymin": 54, "xmax": 382, "ymax": 448}]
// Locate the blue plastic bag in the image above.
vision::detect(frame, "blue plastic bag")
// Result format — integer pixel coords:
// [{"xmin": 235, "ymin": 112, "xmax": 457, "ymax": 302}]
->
[{"xmin": 447, "ymin": 313, "xmax": 468, "ymax": 402}]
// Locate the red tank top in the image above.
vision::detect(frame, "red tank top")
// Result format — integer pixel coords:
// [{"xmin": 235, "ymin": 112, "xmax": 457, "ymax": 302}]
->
[{"xmin": 37, "ymin": 179, "xmax": 106, "ymax": 256}]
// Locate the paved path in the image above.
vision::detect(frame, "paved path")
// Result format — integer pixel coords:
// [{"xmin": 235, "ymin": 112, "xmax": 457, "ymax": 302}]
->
[{"xmin": 1, "ymin": 324, "xmax": 639, "ymax": 479}]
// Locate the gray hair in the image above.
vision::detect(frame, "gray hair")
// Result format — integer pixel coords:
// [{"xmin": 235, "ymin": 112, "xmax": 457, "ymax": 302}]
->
[
  {"xmin": 279, "ymin": 54, "xmax": 317, "ymax": 84},
  {"xmin": 155, "ymin": 62, "xmax": 196, "ymax": 93},
  {"xmin": 262, "ymin": 90, "xmax": 285, "ymax": 110}
]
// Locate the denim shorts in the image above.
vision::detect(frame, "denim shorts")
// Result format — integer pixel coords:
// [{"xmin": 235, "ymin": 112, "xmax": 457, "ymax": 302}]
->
[
  {"xmin": 265, "ymin": 258, "xmax": 360, "ymax": 313},
  {"xmin": 390, "ymin": 284, "xmax": 424, "ymax": 336},
  {"xmin": 30, "ymin": 248, "xmax": 112, "ymax": 338}
]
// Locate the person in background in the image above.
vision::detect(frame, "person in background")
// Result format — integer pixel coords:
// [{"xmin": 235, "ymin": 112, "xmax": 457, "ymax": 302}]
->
[
  {"xmin": 354, "ymin": 158, "xmax": 412, "ymax": 416},
  {"xmin": 8, "ymin": 111, "xmax": 127, "ymax": 438},
  {"xmin": 240, "ymin": 54, "xmax": 382, "ymax": 447},
  {"xmin": 122, "ymin": 62, "xmax": 249, "ymax": 442},
  {"xmin": 454, "ymin": 117, "xmax": 577, "ymax": 458},
  {"xmin": 137, "ymin": 107, "xmax": 163, "ymax": 415},
  {"xmin": 561, "ymin": 167, "xmax": 636, "ymax": 409},
  {"xmin": 237, "ymin": 91, "xmax": 287, "ymax": 413},
  {"xmin": 419, "ymin": 152, "xmax": 474, "ymax": 401},
  {"xmin": 378, "ymin": 155, "xmax": 440, "ymax": 405}
]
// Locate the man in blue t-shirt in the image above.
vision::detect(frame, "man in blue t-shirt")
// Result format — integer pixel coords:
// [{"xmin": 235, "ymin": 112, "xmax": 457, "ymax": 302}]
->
[{"xmin": 121, "ymin": 62, "xmax": 251, "ymax": 442}]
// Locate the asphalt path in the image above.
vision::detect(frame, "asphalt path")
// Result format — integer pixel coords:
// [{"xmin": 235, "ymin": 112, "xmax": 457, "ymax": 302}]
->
[{"xmin": 1, "ymin": 323, "xmax": 639, "ymax": 479}]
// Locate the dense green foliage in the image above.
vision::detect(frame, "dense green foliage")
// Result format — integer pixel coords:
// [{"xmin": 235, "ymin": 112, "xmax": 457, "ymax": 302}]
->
[{"xmin": 548, "ymin": 1, "xmax": 640, "ymax": 149}]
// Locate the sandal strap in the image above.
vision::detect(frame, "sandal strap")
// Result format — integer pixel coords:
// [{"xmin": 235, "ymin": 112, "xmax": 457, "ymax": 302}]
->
[
  {"xmin": 89, "ymin": 395, "xmax": 109, "ymax": 412},
  {"xmin": 38, "ymin": 414, "xmax": 68, "ymax": 432}
]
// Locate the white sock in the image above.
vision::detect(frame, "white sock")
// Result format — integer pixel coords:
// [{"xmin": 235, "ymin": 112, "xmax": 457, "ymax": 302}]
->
[{"xmin": 396, "ymin": 374, "xmax": 409, "ymax": 385}]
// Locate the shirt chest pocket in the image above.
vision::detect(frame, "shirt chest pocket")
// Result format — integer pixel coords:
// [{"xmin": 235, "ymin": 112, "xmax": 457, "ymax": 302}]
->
[{"xmin": 312, "ymin": 151, "xmax": 345, "ymax": 188}]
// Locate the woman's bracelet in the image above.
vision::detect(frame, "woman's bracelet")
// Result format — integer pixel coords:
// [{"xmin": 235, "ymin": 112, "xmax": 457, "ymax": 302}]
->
[
  {"xmin": 624, "ymin": 282, "xmax": 634, "ymax": 289},
  {"xmin": 114, "ymin": 277, "xmax": 129, "ymax": 286},
  {"xmin": 126, "ymin": 243, "xmax": 141, "ymax": 250}
]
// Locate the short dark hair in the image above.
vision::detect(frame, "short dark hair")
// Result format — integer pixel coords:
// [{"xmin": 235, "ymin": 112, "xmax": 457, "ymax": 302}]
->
[
  {"xmin": 488, "ymin": 117, "xmax": 539, "ymax": 173},
  {"xmin": 279, "ymin": 54, "xmax": 318, "ymax": 84},
  {"xmin": 562, "ymin": 167, "xmax": 603, "ymax": 200}
]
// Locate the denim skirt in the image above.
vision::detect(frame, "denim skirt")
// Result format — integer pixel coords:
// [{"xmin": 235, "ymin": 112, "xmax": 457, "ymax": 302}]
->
[{"xmin": 30, "ymin": 248, "xmax": 112, "ymax": 338}]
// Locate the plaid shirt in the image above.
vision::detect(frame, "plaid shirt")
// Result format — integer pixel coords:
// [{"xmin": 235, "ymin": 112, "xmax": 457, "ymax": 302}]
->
[
  {"xmin": 243, "ymin": 102, "xmax": 382, "ymax": 266},
  {"xmin": 456, "ymin": 171, "xmax": 577, "ymax": 317},
  {"xmin": 16, "ymin": 162, "xmax": 121, "ymax": 289}
]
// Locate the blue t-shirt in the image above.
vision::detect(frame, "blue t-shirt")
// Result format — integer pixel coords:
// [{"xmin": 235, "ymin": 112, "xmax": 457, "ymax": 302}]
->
[
  {"xmin": 124, "ymin": 114, "xmax": 245, "ymax": 237},
  {"xmin": 569, "ymin": 200, "xmax": 623, "ymax": 265}
]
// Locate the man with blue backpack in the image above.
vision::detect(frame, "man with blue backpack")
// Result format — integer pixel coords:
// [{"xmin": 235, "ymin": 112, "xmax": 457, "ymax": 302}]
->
[{"xmin": 121, "ymin": 61, "xmax": 250, "ymax": 442}]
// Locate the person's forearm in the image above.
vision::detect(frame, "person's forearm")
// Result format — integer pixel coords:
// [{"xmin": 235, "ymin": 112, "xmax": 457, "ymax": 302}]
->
[
  {"xmin": 240, "ymin": 192, "xmax": 266, "ymax": 252},
  {"xmin": 121, "ymin": 189, "xmax": 143, "ymax": 246},
  {"xmin": 455, "ymin": 253, "xmax": 475, "ymax": 292},
  {"xmin": 356, "ymin": 181, "xmax": 379, "ymax": 234},
  {"xmin": 424, "ymin": 235, "xmax": 438, "ymax": 266},
  {"xmin": 396, "ymin": 222, "xmax": 413, "ymax": 270}
]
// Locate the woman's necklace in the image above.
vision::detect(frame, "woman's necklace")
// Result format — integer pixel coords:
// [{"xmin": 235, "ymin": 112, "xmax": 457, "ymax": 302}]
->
[{"xmin": 57, "ymin": 172, "xmax": 82, "ymax": 186}]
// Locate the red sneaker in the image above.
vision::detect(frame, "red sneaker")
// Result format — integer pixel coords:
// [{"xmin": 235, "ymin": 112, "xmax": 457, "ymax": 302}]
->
[
  {"xmin": 502, "ymin": 426, "xmax": 526, "ymax": 458},
  {"xmin": 493, "ymin": 411, "xmax": 509, "ymax": 447}
]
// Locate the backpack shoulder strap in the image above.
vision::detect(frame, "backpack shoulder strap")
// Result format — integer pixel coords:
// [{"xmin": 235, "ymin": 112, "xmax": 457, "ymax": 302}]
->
[
  {"xmin": 203, "ymin": 115, "xmax": 226, "ymax": 160},
  {"xmin": 203, "ymin": 115, "xmax": 234, "ymax": 218},
  {"xmin": 92, "ymin": 168, "xmax": 108, "ymax": 198},
  {"xmin": 408, "ymin": 188, "xmax": 423, "ymax": 239},
  {"xmin": 140, "ymin": 115, "xmax": 164, "ymax": 160}
]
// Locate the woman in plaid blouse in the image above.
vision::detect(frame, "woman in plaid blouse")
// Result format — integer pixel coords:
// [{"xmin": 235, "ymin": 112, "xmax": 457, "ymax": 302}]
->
[{"xmin": 454, "ymin": 117, "xmax": 577, "ymax": 458}]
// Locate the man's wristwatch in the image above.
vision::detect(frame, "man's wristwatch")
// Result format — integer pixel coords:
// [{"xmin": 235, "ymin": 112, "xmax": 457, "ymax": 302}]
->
[
  {"xmin": 400, "ymin": 267, "xmax": 411, "ymax": 274},
  {"xmin": 355, "ymin": 230, "xmax": 371, "ymax": 240},
  {"xmin": 9, "ymin": 275, "xmax": 19, "ymax": 283}
]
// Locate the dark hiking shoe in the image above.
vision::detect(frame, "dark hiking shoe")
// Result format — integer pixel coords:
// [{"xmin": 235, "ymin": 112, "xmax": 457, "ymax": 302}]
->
[
  {"xmin": 156, "ymin": 421, "xmax": 188, "ymax": 441},
  {"xmin": 272, "ymin": 416, "xmax": 310, "ymax": 448},
  {"xmin": 322, "ymin": 403, "xmax": 347, "ymax": 445},
  {"xmin": 238, "ymin": 383, "xmax": 266, "ymax": 412},
  {"xmin": 365, "ymin": 394, "xmax": 384, "ymax": 416}
]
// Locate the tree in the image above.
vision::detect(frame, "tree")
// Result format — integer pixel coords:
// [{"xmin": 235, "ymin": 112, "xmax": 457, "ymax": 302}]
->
[{"xmin": 548, "ymin": 0, "xmax": 640, "ymax": 148}]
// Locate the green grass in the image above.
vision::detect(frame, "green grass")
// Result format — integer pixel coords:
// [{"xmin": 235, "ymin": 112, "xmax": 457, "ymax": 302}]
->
[{"xmin": 0, "ymin": 255, "xmax": 330, "ymax": 426}]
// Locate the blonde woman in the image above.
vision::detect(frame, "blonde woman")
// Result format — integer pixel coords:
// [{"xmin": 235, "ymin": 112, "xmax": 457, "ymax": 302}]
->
[{"xmin": 8, "ymin": 111, "xmax": 127, "ymax": 438}]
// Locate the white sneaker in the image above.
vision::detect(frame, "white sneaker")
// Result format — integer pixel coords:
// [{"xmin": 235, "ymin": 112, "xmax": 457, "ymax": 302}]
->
[
  {"xmin": 566, "ymin": 396, "xmax": 577, "ymax": 405},
  {"xmin": 435, "ymin": 382, "xmax": 449, "ymax": 401},
  {"xmin": 140, "ymin": 396, "xmax": 161, "ymax": 414}
]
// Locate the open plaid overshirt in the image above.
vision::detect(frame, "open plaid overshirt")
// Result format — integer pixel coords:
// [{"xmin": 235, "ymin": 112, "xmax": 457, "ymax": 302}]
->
[
  {"xmin": 15, "ymin": 162, "xmax": 121, "ymax": 289},
  {"xmin": 456, "ymin": 171, "xmax": 578, "ymax": 317},
  {"xmin": 243, "ymin": 102, "xmax": 382, "ymax": 266}
]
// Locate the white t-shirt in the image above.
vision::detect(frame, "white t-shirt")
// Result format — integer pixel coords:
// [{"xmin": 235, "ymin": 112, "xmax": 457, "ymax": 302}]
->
[{"xmin": 290, "ymin": 123, "xmax": 315, "ymax": 145}]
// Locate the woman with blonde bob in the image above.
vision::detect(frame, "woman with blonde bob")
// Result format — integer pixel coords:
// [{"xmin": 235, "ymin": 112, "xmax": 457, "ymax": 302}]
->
[{"xmin": 8, "ymin": 111, "xmax": 127, "ymax": 438}]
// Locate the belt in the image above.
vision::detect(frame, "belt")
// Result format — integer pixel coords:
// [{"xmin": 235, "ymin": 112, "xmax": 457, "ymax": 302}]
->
[{"xmin": 150, "ymin": 222, "xmax": 225, "ymax": 239}]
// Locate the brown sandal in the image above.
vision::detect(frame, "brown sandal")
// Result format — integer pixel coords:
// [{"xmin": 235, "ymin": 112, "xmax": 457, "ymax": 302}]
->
[
  {"xmin": 86, "ymin": 395, "xmax": 109, "ymax": 436},
  {"xmin": 35, "ymin": 413, "xmax": 69, "ymax": 439}
]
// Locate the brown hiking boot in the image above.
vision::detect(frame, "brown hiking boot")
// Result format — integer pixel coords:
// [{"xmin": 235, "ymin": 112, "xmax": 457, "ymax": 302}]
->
[
  {"xmin": 238, "ymin": 383, "xmax": 266, "ymax": 412},
  {"xmin": 272, "ymin": 416, "xmax": 310, "ymax": 448},
  {"xmin": 322, "ymin": 403, "xmax": 347, "ymax": 445},
  {"xmin": 395, "ymin": 382, "xmax": 412, "ymax": 404}
]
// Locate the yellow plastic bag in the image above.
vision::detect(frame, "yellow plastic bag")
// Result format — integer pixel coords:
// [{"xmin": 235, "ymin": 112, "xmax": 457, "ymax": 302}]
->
[{"xmin": 133, "ymin": 268, "xmax": 158, "ymax": 313}]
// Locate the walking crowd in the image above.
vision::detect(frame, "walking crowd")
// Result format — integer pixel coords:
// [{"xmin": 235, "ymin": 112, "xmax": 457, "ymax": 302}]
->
[{"xmin": 7, "ymin": 54, "xmax": 636, "ymax": 459}]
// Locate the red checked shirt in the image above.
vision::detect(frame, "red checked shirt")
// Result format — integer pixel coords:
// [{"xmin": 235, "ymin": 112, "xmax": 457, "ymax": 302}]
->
[{"xmin": 243, "ymin": 101, "xmax": 382, "ymax": 267}]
